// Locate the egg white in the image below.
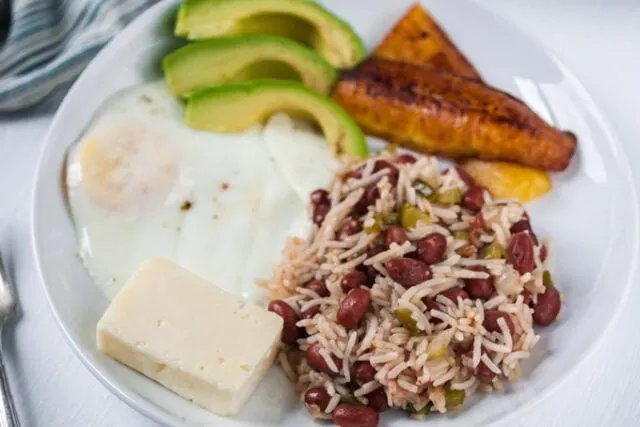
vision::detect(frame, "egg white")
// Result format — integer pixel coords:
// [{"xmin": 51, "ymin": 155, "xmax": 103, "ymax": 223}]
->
[{"xmin": 66, "ymin": 82, "xmax": 337, "ymax": 301}]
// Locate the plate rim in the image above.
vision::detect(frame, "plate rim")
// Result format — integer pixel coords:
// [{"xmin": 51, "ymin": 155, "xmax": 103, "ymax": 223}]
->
[{"xmin": 30, "ymin": 0, "xmax": 640, "ymax": 426}]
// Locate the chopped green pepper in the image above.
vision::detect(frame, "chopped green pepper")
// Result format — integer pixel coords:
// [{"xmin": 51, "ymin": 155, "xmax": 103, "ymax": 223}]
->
[
  {"xmin": 364, "ymin": 217, "xmax": 383, "ymax": 234},
  {"xmin": 479, "ymin": 241, "xmax": 505, "ymax": 259},
  {"xmin": 364, "ymin": 212, "xmax": 401, "ymax": 233},
  {"xmin": 543, "ymin": 270, "xmax": 553, "ymax": 286},
  {"xmin": 445, "ymin": 389, "xmax": 465, "ymax": 409},
  {"xmin": 400, "ymin": 204, "xmax": 432, "ymax": 229},
  {"xmin": 408, "ymin": 402, "xmax": 432, "ymax": 418},
  {"xmin": 452, "ymin": 231, "xmax": 470, "ymax": 241},
  {"xmin": 413, "ymin": 179, "xmax": 436, "ymax": 201},
  {"xmin": 395, "ymin": 308, "xmax": 420, "ymax": 335},
  {"xmin": 340, "ymin": 394, "xmax": 357, "ymax": 404},
  {"xmin": 437, "ymin": 188, "xmax": 462, "ymax": 205},
  {"xmin": 380, "ymin": 211, "xmax": 400, "ymax": 225}
]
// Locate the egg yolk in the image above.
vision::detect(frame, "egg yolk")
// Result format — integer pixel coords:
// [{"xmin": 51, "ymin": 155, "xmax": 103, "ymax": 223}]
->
[{"xmin": 78, "ymin": 124, "xmax": 179, "ymax": 211}]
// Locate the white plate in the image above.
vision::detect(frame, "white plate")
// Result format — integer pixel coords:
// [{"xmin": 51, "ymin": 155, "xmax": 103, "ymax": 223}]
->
[{"xmin": 31, "ymin": 0, "xmax": 638, "ymax": 426}]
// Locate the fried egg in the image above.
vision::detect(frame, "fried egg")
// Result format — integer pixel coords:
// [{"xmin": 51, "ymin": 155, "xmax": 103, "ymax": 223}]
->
[{"xmin": 66, "ymin": 82, "xmax": 339, "ymax": 300}]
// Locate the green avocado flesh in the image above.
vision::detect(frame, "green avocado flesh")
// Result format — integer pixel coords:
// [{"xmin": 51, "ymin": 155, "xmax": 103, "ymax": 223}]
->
[
  {"xmin": 185, "ymin": 80, "xmax": 369, "ymax": 158},
  {"xmin": 163, "ymin": 36, "xmax": 338, "ymax": 97},
  {"xmin": 174, "ymin": 0, "xmax": 366, "ymax": 69}
]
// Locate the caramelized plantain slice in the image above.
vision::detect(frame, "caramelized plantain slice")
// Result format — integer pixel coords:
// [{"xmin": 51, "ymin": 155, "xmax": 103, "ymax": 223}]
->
[
  {"xmin": 333, "ymin": 59, "xmax": 577, "ymax": 171},
  {"xmin": 461, "ymin": 160, "xmax": 552, "ymax": 203},
  {"xmin": 373, "ymin": 4, "xmax": 481, "ymax": 80}
]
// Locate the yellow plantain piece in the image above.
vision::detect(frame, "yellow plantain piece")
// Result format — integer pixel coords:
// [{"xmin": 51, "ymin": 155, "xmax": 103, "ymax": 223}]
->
[
  {"xmin": 461, "ymin": 159, "xmax": 552, "ymax": 203},
  {"xmin": 374, "ymin": 4, "xmax": 482, "ymax": 80},
  {"xmin": 333, "ymin": 58, "xmax": 577, "ymax": 171}
]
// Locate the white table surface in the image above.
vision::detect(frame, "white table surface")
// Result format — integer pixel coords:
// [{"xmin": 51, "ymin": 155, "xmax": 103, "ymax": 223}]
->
[{"xmin": 1, "ymin": 0, "xmax": 639, "ymax": 426}]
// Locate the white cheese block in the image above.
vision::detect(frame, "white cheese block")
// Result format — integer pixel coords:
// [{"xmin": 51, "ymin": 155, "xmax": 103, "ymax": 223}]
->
[{"xmin": 96, "ymin": 257, "xmax": 283, "ymax": 416}]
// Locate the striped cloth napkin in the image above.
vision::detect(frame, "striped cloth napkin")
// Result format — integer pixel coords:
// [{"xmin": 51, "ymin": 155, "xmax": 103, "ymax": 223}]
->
[{"xmin": 0, "ymin": 0, "xmax": 158, "ymax": 112}]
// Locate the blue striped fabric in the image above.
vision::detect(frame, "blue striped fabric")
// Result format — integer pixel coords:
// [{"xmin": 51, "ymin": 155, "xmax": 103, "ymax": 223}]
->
[{"xmin": 0, "ymin": 0, "xmax": 158, "ymax": 112}]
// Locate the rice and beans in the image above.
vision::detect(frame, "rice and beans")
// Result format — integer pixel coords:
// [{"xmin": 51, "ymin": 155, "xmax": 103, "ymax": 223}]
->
[{"xmin": 265, "ymin": 151, "xmax": 561, "ymax": 427}]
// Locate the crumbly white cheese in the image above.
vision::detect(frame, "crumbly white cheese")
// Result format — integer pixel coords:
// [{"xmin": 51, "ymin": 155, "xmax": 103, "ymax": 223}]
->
[{"xmin": 96, "ymin": 257, "xmax": 283, "ymax": 416}]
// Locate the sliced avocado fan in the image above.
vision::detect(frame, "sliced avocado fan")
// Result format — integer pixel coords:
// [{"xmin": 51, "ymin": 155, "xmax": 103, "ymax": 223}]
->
[
  {"xmin": 185, "ymin": 80, "xmax": 368, "ymax": 158},
  {"xmin": 175, "ymin": 0, "xmax": 366, "ymax": 69},
  {"xmin": 163, "ymin": 36, "xmax": 338, "ymax": 97}
]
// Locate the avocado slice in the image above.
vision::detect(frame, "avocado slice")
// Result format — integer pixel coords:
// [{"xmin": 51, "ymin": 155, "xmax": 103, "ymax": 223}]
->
[
  {"xmin": 174, "ymin": 0, "xmax": 366, "ymax": 69},
  {"xmin": 185, "ymin": 80, "xmax": 368, "ymax": 158},
  {"xmin": 163, "ymin": 36, "xmax": 338, "ymax": 97}
]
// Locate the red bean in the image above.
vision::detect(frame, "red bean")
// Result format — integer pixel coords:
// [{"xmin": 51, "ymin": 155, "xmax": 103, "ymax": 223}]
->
[
  {"xmin": 301, "ymin": 305, "xmax": 321, "ymax": 320},
  {"xmin": 510, "ymin": 219, "xmax": 532, "ymax": 234},
  {"xmin": 313, "ymin": 204, "xmax": 330, "ymax": 225},
  {"xmin": 483, "ymin": 310, "xmax": 514, "ymax": 334},
  {"xmin": 304, "ymin": 387, "xmax": 330, "ymax": 411},
  {"xmin": 337, "ymin": 218, "xmax": 362, "ymax": 241},
  {"xmin": 305, "ymin": 279, "xmax": 329, "ymax": 297},
  {"xmin": 417, "ymin": 233, "xmax": 447, "ymax": 264},
  {"xmin": 341, "ymin": 271, "xmax": 369, "ymax": 293},
  {"xmin": 364, "ymin": 185, "xmax": 381, "ymax": 205},
  {"xmin": 475, "ymin": 361, "xmax": 497, "ymax": 383},
  {"xmin": 384, "ymin": 225, "xmax": 408, "ymax": 248},
  {"xmin": 441, "ymin": 288, "xmax": 469, "ymax": 304},
  {"xmin": 462, "ymin": 186, "xmax": 487, "ymax": 211},
  {"xmin": 310, "ymin": 189, "xmax": 330, "ymax": 207},
  {"xmin": 396, "ymin": 154, "xmax": 417, "ymax": 164},
  {"xmin": 354, "ymin": 361, "xmax": 376, "ymax": 383},
  {"xmin": 474, "ymin": 347, "xmax": 496, "ymax": 383},
  {"xmin": 307, "ymin": 344, "xmax": 342, "ymax": 374},
  {"xmin": 332, "ymin": 404, "xmax": 379, "ymax": 427},
  {"xmin": 511, "ymin": 215, "xmax": 540, "ymax": 245},
  {"xmin": 540, "ymin": 245, "xmax": 548, "ymax": 262},
  {"xmin": 507, "ymin": 232, "xmax": 535, "ymax": 274},
  {"xmin": 337, "ymin": 288, "xmax": 371, "ymax": 329},
  {"xmin": 385, "ymin": 257, "xmax": 432, "ymax": 287},
  {"xmin": 344, "ymin": 165, "xmax": 364, "ymax": 180},
  {"xmin": 522, "ymin": 290, "xmax": 533, "ymax": 306},
  {"xmin": 353, "ymin": 185, "xmax": 380, "ymax": 216},
  {"xmin": 464, "ymin": 266, "xmax": 495, "ymax": 300},
  {"xmin": 367, "ymin": 388, "xmax": 389, "ymax": 412},
  {"xmin": 422, "ymin": 297, "xmax": 443, "ymax": 324},
  {"xmin": 267, "ymin": 300, "xmax": 299, "ymax": 344},
  {"xmin": 373, "ymin": 160, "xmax": 399, "ymax": 186},
  {"xmin": 532, "ymin": 286, "xmax": 561, "ymax": 326},
  {"xmin": 423, "ymin": 296, "xmax": 442, "ymax": 312},
  {"xmin": 364, "ymin": 244, "xmax": 385, "ymax": 281}
]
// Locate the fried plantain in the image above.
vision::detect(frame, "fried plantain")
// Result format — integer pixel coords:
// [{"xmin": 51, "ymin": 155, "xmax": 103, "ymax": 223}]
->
[
  {"xmin": 333, "ymin": 59, "xmax": 577, "ymax": 171},
  {"xmin": 461, "ymin": 160, "xmax": 552, "ymax": 203},
  {"xmin": 373, "ymin": 4, "xmax": 481, "ymax": 80}
]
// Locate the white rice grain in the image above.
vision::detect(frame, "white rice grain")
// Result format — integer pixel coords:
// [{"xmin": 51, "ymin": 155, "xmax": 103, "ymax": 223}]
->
[
  {"xmin": 325, "ymin": 394, "xmax": 341, "ymax": 414},
  {"xmin": 354, "ymin": 381, "xmax": 381, "ymax": 397},
  {"xmin": 370, "ymin": 352, "xmax": 400, "ymax": 365},
  {"xmin": 397, "ymin": 379, "xmax": 419, "ymax": 394},
  {"xmin": 482, "ymin": 338, "xmax": 511, "ymax": 353},
  {"xmin": 472, "ymin": 335, "xmax": 483, "ymax": 368},
  {"xmin": 433, "ymin": 366, "xmax": 459, "ymax": 387},
  {"xmin": 481, "ymin": 353, "xmax": 502, "ymax": 375},
  {"xmin": 387, "ymin": 362, "xmax": 408, "ymax": 379},
  {"xmin": 342, "ymin": 331, "xmax": 358, "ymax": 382},
  {"xmin": 451, "ymin": 376, "xmax": 477, "ymax": 391},
  {"xmin": 497, "ymin": 317, "xmax": 513, "ymax": 351},
  {"xmin": 318, "ymin": 347, "xmax": 339, "ymax": 373},
  {"xmin": 364, "ymin": 241, "xmax": 415, "ymax": 265},
  {"xmin": 504, "ymin": 351, "xmax": 531, "ymax": 366}
]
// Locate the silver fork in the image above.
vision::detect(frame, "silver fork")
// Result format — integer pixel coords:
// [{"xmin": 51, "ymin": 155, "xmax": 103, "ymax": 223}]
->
[{"xmin": 0, "ymin": 255, "xmax": 19, "ymax": 427}]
